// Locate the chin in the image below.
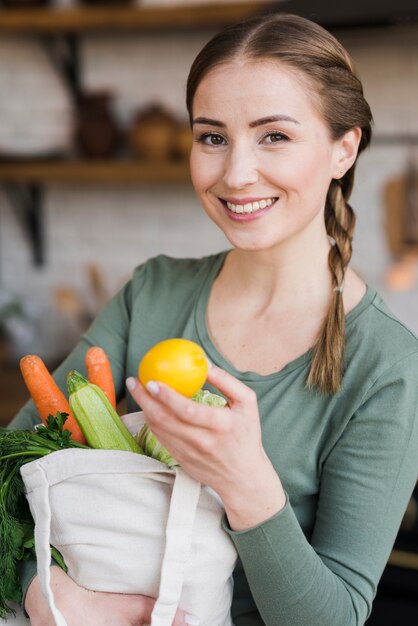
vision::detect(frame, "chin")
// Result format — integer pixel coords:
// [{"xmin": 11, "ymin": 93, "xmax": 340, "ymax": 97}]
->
[{"xmin": 224, "ymin": 232, "xmax": 279, "ymax": 252}]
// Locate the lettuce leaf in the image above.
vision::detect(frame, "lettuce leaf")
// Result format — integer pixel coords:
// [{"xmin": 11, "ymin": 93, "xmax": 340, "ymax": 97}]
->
[{"xmin": 134, "ymin": 388, "xmax": 226, "ymax": 467}]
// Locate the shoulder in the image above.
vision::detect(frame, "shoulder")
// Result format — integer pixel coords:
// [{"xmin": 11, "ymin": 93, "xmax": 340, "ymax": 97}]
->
[
  {"xmin": 353, "ymin": 288, "xmax": 416, "ymax": 352},
  {"xmin": 127, "ymin": 251, "xmax": 228, "ymax": 310},
  {"xmin": 131, "ymin": 252, "xmax": 225, "ymax": 286},
  {"xmin": 344, "ymin": 287, "xmax": 418, "ymax": 396}
]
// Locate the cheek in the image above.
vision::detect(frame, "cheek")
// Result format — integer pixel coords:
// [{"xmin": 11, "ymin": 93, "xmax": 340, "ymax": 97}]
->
[
  {"xmin": 279, "ymin": 151, "xmax": 330, "ymax": 196},
  {"xmin": 190, "ymin": 148, "xmax": 224, "ymax": 194},
  {"xmin": 190, "ymin": 150, "xmax": 207, "ymax": 194}
]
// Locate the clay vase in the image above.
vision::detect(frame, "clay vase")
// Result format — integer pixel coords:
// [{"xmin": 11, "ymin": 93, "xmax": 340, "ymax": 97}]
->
[
  {"xmin": 77, "ymin": 92, "xmax": 120, "ymax": 159},
  {"xmin": 129, "ymin": 105, "xmax": 177, "ymax": 162}
]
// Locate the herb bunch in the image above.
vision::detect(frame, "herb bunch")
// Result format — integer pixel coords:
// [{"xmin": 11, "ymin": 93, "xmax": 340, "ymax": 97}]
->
[{"xmin": 0, "ymin": 413, "xmax": 88, "ymax": 618}]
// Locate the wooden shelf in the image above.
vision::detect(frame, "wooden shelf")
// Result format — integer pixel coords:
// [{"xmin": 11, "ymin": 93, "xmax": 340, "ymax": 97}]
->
[
  {"xmin": 0, "ymin": 2, "xmax": 273, "ymax": 33},
  {"xmin": 0, "ymin": 2, "xmax": 275, "ymax": 262},
  {"xmin": 0, "ymin": 159, "xmax": 191, "ymax": 184}
]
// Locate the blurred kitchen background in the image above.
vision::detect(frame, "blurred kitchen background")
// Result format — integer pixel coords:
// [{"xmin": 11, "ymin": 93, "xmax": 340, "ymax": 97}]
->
[{"xmin": 0, "ymin": 1, "xmax": 417, "ymax": 622}]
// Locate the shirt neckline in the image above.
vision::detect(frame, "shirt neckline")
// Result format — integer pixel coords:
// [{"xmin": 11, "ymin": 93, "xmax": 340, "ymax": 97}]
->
[{"xmin": 194, "ymin": 250, "xmax": 377, "ymax": 383}]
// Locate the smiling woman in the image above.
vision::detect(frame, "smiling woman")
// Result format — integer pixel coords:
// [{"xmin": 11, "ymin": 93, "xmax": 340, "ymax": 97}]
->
[{"xmin": 7, "ymin": 12, "xmax": 418, "ymax": 626}]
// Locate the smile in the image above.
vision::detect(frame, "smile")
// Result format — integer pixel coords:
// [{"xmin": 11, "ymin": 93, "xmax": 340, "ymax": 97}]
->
[{"xmin": 225, "ymin": 197, "xmax": 277, "ymax": 214}]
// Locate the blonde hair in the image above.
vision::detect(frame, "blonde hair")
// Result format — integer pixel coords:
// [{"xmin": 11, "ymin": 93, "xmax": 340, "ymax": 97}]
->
[{"xmin": 186, "ymin": 13, "xmax": 373, "ymax": 394}]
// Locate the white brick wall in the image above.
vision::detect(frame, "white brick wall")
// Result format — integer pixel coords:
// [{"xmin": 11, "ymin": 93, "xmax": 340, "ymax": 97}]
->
[{"xmin": 0, "ymin": 22, "xmax": 417, "ymax": 360}]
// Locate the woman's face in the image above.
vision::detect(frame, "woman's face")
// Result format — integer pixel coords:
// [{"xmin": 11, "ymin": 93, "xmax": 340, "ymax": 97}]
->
[{"xmin": 190, "ymin": 59, "xmax": 350, "ymax": 253}]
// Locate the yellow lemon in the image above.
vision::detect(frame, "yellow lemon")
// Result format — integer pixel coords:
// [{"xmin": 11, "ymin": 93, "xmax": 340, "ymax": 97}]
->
[{"xmin": 138, "ymin": 338, "xmax": 208, "ymax": 397}]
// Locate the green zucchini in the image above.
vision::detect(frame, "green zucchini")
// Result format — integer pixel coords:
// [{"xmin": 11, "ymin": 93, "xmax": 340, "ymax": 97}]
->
[{"xmin": 67, "ymin": 370, "xmax": 143, "ymax": 454}]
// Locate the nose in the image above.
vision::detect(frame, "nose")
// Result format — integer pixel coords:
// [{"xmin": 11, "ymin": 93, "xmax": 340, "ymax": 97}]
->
[{"xmin": 222, "ymin": 142, "xmax": 259, "ymax": 190}]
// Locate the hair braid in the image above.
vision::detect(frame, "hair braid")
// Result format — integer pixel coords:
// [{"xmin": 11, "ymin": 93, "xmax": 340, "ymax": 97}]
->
[{"xmin": 307, "ymin": 176, "xmax": 356, "ymax": 393}]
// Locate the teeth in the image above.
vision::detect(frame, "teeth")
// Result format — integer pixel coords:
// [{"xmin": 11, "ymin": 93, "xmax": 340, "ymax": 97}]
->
[{"xmin": 226, "ymin": 198, "xmax": 276, "ymax": 214}]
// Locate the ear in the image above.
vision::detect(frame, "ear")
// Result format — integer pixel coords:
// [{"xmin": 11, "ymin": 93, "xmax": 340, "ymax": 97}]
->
[{"xmin": 332, "ymin": 127, "xmax": 362, "ymax": 179}]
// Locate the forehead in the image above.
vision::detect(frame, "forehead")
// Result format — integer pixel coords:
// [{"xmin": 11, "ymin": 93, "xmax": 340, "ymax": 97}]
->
[{"xmin": 192, "ymin": 58, "xmax": 319, "ymax": 119}]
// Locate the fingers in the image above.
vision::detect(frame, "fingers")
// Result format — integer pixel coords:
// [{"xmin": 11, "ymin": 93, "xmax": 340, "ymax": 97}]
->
[
  {"xmin": 127, "ymin": 362, "xmax": 257, "ymax": 422},
  {"xmin": 126, "ymin": 377, "xmax": 219, "ymax": 429},
  {"xmin": 206, "ymin": 364, "xmax": 257, "ymax": 408}
]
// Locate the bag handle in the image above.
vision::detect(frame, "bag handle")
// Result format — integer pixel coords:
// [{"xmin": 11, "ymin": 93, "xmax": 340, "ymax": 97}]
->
[
  {"xmin": 150, "ymin": 468, "xmax": 201, "ymax": 626},
  {"xmin": 32, "ymin": 464, "xmax": 68, "ymax": 626}
]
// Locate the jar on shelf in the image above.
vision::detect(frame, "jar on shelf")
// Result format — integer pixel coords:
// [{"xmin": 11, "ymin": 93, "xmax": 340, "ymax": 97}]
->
[
  {"xmin": 77, "ymin": 92, "xmax": 121, "ymax": 159},
  {"xmin": 129, "ymin": 104, "xmax": 177, "ymax": 162}
]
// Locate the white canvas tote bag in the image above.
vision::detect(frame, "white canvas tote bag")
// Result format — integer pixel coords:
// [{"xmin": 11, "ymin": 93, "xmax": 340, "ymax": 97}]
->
[{"xmin": 16, "ymin": 413, "xmax": 237, "ymax": 626}]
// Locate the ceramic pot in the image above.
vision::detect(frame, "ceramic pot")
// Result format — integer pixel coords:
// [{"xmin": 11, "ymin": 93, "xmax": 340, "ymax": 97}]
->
[
  {"xmin": 129, "ymin": 104, "xmax": 177, "ymax": 161},
  {"xmin": 77, "ymin": 92, "xmax": 120, "ymax": 159}
]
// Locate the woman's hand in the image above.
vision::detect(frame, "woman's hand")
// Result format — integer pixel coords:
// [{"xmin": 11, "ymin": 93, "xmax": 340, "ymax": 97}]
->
[
  {"xmin": 25, "ymin": 567, "xmax": 198, "ymax": 626},
  {"xmin": 127, "ymin": 364, "xmax": 286, "ymax": 530}
]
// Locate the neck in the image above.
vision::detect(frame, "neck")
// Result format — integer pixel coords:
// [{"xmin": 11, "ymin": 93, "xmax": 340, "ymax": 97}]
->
[{"xmin": 225, "ymin": 225, "xmax": 333, "ymax": 312}]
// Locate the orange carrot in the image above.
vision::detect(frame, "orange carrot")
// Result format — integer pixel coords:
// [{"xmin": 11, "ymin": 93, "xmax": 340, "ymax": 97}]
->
[
  {"xmin": 85, "ymin": 346, "xmax": 116, "ymax": 408},
  {"xmin": 19, "ymin": 354, "xmax": 86, "ymax": 444}
]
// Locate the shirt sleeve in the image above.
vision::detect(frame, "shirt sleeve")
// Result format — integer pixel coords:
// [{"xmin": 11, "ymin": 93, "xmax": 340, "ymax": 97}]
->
[{"xmin": 225, "ymin": 351, "xmax": 418, "ymax": 626}]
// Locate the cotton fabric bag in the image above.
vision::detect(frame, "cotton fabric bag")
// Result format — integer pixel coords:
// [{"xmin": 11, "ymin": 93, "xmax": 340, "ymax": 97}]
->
[{"xmin": 16, "ymin": 413, "xmax": 237, "ymax": 626}]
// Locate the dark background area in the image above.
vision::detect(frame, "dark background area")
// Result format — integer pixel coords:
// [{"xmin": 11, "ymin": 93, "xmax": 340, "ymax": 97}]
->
[{"xmin": 270, "ymin": 0, "xmax": 418, "ymax": 29}]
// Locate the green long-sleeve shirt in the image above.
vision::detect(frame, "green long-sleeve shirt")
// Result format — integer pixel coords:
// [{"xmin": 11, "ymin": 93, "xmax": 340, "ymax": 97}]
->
[{"xmin": 9, "ymin": 252, "xmax": 418, "ymax": 625}]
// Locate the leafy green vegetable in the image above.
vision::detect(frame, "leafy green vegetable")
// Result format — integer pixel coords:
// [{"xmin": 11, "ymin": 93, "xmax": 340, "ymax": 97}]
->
[
  {"xmin": 0, "ymin": 413, "xmax": 88, "ymax": 618},
  {"xmin": 134, "ymin": 388, "xmax": 227, "ymax": 467},
  {"xmin": 192, "ymin": 389, "xmax": 227, "ymax": 407}
]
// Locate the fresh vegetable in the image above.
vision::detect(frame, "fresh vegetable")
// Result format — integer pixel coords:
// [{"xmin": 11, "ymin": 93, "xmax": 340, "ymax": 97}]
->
[
  {"xmin": 0, "ymin": 413, "xmax": 88, "ymax": 618},
  {"xmin": 67, "ymin": 370, "xmax": 143, "ymax": 454},
  {"xmin": 19, "ymin": 355, "xmax": 86, "ymax": 444},
  {"xmin": 134, "ymin": 388, "xmax": 226, "ymax": 467},
  {"xmin": 135, "ymin": 426, "xmax": 179, "ymax": 468},
  {"xmin": 85, "ymin": 346, "xmax": 116, "ymax": 408},
  {"xmin": 192, "ymin": 389, "xmax": 227, "ymax": 407},
  {"xmin": 138, "ymin": 338, "xmax": 208, "ymax": 398}
]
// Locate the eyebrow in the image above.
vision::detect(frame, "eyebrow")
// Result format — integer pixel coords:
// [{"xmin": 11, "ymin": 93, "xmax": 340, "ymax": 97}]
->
[{"xmin": 192, "ymin": 114, "xmax": 300, "ymax": 127}]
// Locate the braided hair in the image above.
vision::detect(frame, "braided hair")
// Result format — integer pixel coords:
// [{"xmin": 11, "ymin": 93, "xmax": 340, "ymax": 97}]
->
[{"xmin": 186, "ymin": 13, "xmax": 373, "ymax": 394}]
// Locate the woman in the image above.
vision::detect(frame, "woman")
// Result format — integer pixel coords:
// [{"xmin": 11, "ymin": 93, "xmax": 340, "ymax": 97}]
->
[{"xmin": 11, "ymin": 13, "xmax": 418, "ymax": 626}]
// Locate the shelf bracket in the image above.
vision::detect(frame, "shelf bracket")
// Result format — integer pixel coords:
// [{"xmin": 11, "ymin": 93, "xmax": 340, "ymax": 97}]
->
[{"xmin": 4, "ymin": 184, "xmax": 45, "ymax": 266}]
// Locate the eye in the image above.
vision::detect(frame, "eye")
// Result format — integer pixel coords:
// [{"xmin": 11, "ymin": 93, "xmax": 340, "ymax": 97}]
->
[
  {"xmin": 261, "ymin": 131, "xmax": 289, "ymax": 144},
  {"xmin": 196, "ymin": 132, "xmax": 226, "ymax": 146}
]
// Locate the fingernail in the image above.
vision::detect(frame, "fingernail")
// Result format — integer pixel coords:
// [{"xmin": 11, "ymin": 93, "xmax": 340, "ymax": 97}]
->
[
  {"xmin": 146, "ymin": 381, "xmax": 160, "ymax": 396},
  {"xmin": 126, "ymin": 377, "xmax": 137, "ymax": 391},
  {"xmin": 185, "ymin": 615, "xmax": 200, "ymax": 626},
  {"xmin": 206, "ymin": 356, "xmax": 213, "ymax": 368}
]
